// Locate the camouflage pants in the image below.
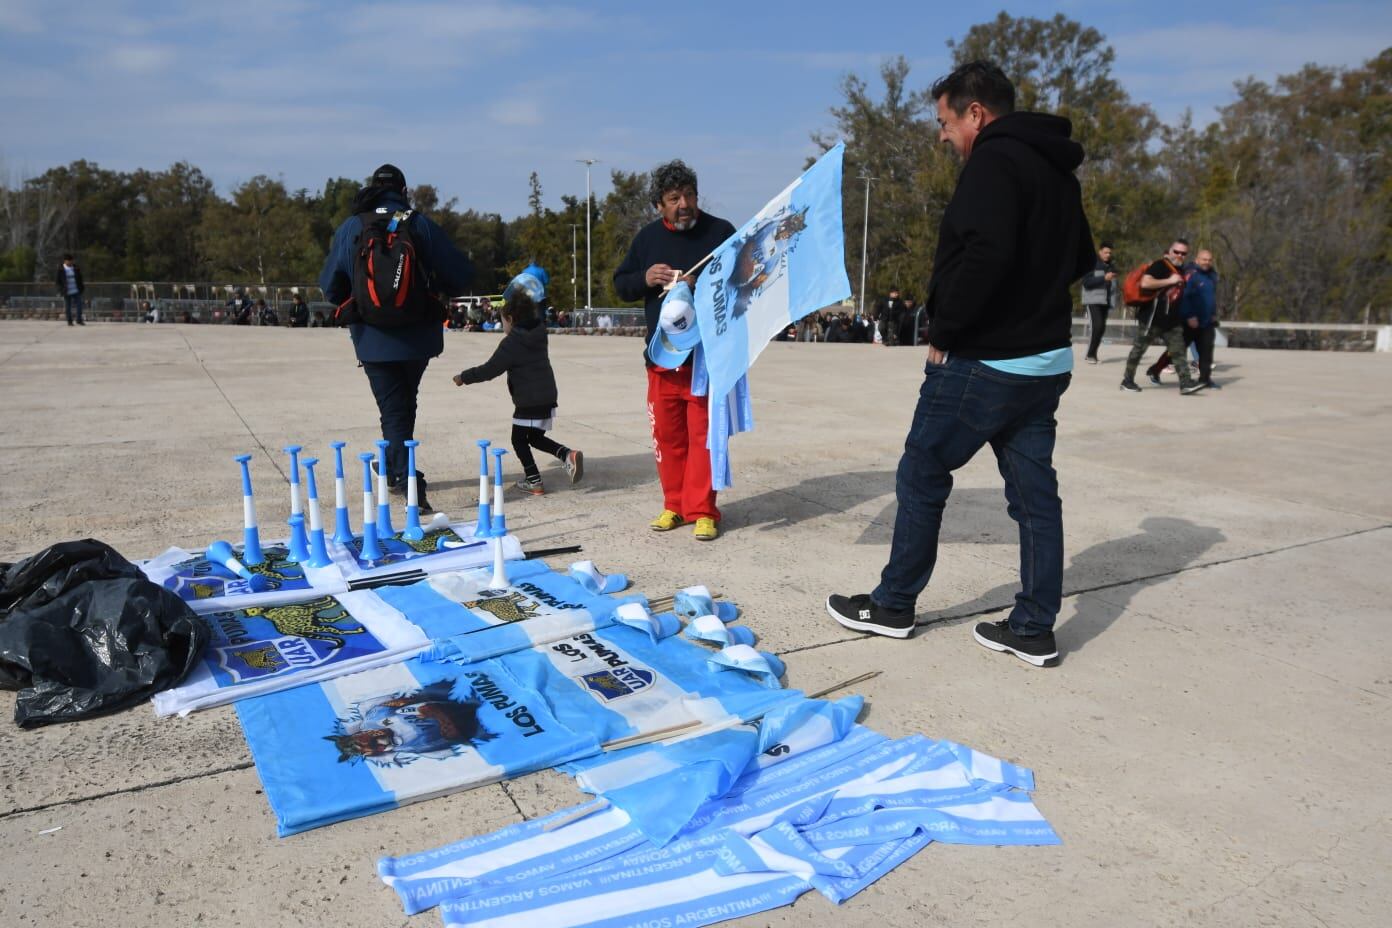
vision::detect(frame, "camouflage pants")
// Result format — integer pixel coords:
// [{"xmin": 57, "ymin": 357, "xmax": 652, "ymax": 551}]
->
[{"xmin": 1123, "ymin": 324, "xmax": 1195, "ymax": 388}]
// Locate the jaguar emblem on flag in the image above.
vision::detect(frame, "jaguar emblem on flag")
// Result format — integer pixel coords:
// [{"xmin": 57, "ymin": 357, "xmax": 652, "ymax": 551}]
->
[
  {"xmin": 463, "ymin": 591, "xmax": 540, "ymax": 624},
  {"xmin": 580, "ymin": 667, "xmax": 655, "ymax": 701}
]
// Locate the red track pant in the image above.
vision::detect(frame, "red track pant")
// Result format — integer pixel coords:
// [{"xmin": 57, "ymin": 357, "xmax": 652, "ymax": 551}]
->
[{"xmin": 647, "ymin": 365, "xmax": 719, "ymax": 522}]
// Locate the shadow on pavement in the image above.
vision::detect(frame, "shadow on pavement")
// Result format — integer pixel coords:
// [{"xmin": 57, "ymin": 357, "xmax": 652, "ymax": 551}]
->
[{"xmin": 919, "ymin": 516, "xmax": 1226, "ymax": 660}]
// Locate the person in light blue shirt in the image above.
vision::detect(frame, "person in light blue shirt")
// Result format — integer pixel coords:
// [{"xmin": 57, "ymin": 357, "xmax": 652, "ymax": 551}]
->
[{"xmin": 827, "ymin": 61, "xmax": 1094, "ymax": 667}]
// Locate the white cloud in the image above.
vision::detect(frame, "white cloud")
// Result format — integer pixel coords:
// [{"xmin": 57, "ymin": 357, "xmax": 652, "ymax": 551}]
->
[
  {"xmin": 1111, "ymin": 16, "xmax": 1392, "ymax": 124},
  {"xmin": 105, "ymin": 43, "xmax": 176, "ymax": 74},
  {"xmin": 0, "ymin": 0, "xmax": 42, "ymax": 34},
  {"xmin": 488, "ymin": 97, "xmax": 544, "ymax": 127}
]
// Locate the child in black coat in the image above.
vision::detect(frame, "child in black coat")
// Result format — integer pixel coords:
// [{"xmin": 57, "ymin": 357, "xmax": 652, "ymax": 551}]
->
[{"xmin": 453, "ymin": 274, "xmax": 583, "ymax": 495}]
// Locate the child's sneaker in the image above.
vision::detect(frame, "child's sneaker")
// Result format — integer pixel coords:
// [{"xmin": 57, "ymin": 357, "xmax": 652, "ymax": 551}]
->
[
  {"xmin": 514, "ymin": 476, "xmax": 545, "ymax": 496},
  {"xmin": 563, "ymin": 449, "xmax": 584, "ymax": 484}
]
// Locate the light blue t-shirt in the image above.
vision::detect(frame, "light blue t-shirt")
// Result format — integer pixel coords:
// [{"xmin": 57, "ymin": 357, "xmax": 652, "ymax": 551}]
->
[{"xmin": 981, "ymin": 347, "xmax": 1074, "ymax": 376}]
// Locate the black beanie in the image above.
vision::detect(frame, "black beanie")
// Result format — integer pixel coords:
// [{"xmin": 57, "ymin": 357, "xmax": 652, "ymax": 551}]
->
[{"xmin": 372, "ymin": 163, "xmax": 407, "ymax": 190}]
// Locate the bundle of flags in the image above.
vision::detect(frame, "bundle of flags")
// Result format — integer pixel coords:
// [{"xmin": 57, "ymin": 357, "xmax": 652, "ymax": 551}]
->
[{"xmin": 378, "ymin": 707, "xmax": 1059, "ymax": 927}]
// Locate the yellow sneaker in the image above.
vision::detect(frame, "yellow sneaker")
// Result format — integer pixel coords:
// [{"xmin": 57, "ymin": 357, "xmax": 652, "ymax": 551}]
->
[
  {"xmin": 649, "ymin": 510, "xmax": 685, "ymax": 531},
  {"xmin": 693, "ymin": 517, "xmax": 719, "ymax": 541}
]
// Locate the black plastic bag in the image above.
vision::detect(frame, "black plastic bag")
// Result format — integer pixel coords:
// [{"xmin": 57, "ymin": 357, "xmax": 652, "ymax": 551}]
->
[{"xmin": 0, "ymin": 539, "xmax": 208, "ymax": 728}]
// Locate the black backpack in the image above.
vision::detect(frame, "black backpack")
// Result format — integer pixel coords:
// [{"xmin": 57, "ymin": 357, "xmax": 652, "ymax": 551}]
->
[{"xmin": 335, "ymin": 208, "xmax": 443, "ymax": 327}]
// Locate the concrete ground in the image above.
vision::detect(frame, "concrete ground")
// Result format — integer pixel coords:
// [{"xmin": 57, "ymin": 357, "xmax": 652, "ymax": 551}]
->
[{"xmin": 0, "ymin": 320, "xmax": 1388, "ymax": 928}]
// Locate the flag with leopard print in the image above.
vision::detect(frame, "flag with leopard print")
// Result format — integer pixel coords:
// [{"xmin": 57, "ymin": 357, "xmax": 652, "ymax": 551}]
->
[{"xmin": 153, "ymin": 559, "xmax": 556, "ymax": 717}]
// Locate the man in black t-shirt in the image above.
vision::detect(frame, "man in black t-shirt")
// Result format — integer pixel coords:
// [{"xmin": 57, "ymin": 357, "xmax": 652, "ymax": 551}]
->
[
  {"xmin": 1120, "ymin": 239, "xmax": 1202, "ymax": 394},
  {"xmin": 614, "ymin": 160, "xmax": 736, "ymax": 541}
]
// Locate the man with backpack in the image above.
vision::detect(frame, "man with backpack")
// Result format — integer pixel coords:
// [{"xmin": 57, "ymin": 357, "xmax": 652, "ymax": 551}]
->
[
  {"xmin": 1119, "ymin": 239, "xmax": 1204, "ymax": 394},
  {"xmin": 319, "ymin": 163, "xmax": 474, "ymax": 510}
]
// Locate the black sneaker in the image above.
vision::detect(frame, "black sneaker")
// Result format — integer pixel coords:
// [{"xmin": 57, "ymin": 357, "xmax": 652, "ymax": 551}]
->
[
  {"xmin": 1180, "ymin": 381, "xmax": 1208, "ymax": 395},
  {"xmin": 825, "ymin": 593, "xmax": 914, "ymax": 639},
  {"xmin": 1203, "ymin": 380, "xmax": 1221, "ymax": 390},
  {"xmin": 1119, "ymin": 379, "xmax": 1142, "ymax": 393},
  {"xmin": 1147, "ymin": 372, "xmax": 1162, "ymax": 386},
  {"xmin": 391, "ymin": 473, "xmax": 433, "ymax": 512},
  {"xmin": 973, "ymin": 620, "xmax": 1058, "ymax": 667}
]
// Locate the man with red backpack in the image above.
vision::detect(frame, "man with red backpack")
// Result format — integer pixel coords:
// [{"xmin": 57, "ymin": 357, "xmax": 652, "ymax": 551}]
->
[
  {"xmin": 1119, "ymin": 239, "xmax": 1204, "ymax": 395},
  {"xmin": 319, "ymin": 164, "xmax": 474, "ymax": 508}
]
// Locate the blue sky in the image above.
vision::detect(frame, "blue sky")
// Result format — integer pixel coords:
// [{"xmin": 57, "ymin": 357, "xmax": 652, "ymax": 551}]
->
[{"xmin": 2, "ymin": 1, "xmax": 1388, "ymax": 222}]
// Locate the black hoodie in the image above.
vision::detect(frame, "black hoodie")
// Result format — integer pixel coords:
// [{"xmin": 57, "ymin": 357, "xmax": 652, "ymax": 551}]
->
[
  {"xmin": 925, "ymin": 112, "xmax": 1095, "ymax": 359},
  {"xmin": 456, "ymin": 318, "xmax": 559, "ymax": 415}
]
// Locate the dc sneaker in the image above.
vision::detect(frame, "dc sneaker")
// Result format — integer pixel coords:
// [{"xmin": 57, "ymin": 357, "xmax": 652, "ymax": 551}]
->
[
  {"xmin": 826, "ymin": 593, "xmax": 914, "ymax": 639},
  {"xmin": 973, "ymin": 620, "xmax": 1058, "ymax": 667}
]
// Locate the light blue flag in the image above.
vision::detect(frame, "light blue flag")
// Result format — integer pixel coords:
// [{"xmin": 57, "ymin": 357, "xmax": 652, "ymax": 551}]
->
[
  {"xmin": 407, "ymin": 562, "xmax": 645, "ymax": 664},
  {"xmin": 410, "ymin": 731, "xmax": 1057, "ymax": 928},
  {"xmin": 591, "ymin": 726, "xmax": 760, "ymax": 846},
  {"xmin": 379, "ymin": 725, "xmax": 890, "ymax": 915},
  {"xmin": 693, "ymin": 142, "xmax": 851, "ymax": 427},
  {"xmin": 237, "ymin": 655, "xmax": 600, "ymax": 836}
]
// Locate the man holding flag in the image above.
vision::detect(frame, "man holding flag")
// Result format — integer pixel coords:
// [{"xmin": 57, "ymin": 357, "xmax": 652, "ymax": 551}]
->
[
  {"xmin": 826, "ymin": 61, "xmax": 1095, "ymax": 667},
  {"xmin": 614, "ymin": 161, "xmax": 736, "ymax": 541}
]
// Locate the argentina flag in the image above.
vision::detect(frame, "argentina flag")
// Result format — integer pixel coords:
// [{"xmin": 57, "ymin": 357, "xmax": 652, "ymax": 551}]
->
[{"xmin": 694, "ymin": 142, "xmax": 851, "ymax": 406}]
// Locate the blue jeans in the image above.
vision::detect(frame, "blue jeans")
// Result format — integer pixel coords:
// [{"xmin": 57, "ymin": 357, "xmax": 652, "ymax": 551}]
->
[
  {"xmin": 64, "ymin": 293, "xmax": 84, "ymax": 323},
  {"xmin": 873, "ymin": 357, "xmax": 1070, "ymax": 635},
  {"xmin": 361, "ymin": 359, "xmax": 430, "ymax": 484}
]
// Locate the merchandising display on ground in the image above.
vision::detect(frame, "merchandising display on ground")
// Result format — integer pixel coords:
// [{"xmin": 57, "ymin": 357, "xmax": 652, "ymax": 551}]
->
[{"xmin": 9, "ymin": 382, "xmax": 1060, "ymax": 924}]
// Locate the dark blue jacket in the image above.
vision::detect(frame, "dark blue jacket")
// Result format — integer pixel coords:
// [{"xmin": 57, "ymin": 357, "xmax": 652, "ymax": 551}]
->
[
  {"xmin": 318, "ymin": 188, "xmax": 474, "ymax": 362},
  {"xmin": 1180, "ymin": 264, "xmax": 1218, "ymax": 327}
]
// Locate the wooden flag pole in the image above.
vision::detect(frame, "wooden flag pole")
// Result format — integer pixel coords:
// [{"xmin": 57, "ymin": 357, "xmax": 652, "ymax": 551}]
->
[{"xmin": 806, "ymin": 670, "xmax": 881, "ymax": 700}]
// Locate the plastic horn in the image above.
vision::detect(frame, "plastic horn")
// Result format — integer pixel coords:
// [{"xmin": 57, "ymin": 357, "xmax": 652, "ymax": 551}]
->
[
  {"xmin": 286, "ymin": 513, "xmax": 311, "ymax": 563},
  {"xmin": 301, "ymin": 457, "xmax": 332, "ymax": 567},
  {"xmin": 487, "ymin": 447, "xmax": 509, "ymax": 588},
  {"xmin": 489, "ymin": 532, "xmax": 509, "ymax": 590},
  {"xmin": 489, "ymin": 447, "xmax": 508, "ymax": 537},
  {"xmin": 474, "ymin": 439, "xmax": 492, "ymax": 538},
  {"xmin": 330, "ymin": 441, "xmax": 353, "ymax": 544},
  {"xmin": 233, "ymin": 454, "xmax": 266, "ymax": 565},
  {"xmin": 358, "ymin": 453, "xmax": 384, "ymax": 562},
  {"xmin": 374, "ymin": 439, "xmax": 397, "ymax": 537},
  {"xmin": 402, "ymin": 439, "xmax": 424, "ymax": 541},
  {"xmin": 283, "ymin": 446, "xmax": 310, "ymax": 562},
  {"xmin": 207, "ymin": 540, "xmax": 269, "ymax": 592},
  {"xmin": 284, "ymin": 445, "xmax": 304, "ymax": 517}
]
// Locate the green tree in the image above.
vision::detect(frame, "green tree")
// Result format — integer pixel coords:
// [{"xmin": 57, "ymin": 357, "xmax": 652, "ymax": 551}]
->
[
  {"xmin": 588, "ymin": 168, "xmax": 652, "ymax": 308},
  {"xmin": 126, "ymin": 162, "xmax": 217, "ymax": 280},
  {"xmin": 950, "ymin": 13, "xmax": 1163, "ymax": 264},
  {"xmin": 198, "ymin": 176, "xmax": 318, "ymax": 284}
]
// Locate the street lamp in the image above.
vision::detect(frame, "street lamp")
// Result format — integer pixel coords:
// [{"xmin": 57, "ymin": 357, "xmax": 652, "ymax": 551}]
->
[
  {"xmin": 570, "ymin": 223, "xmax": 579, "ymax": 314},
  {"xmin": 576, "ymin": 158, "xmax": 599, "ymax": 311},
  {"xmin": 858, "ymin": 169, "xmax": 876, "ymax": 318}
]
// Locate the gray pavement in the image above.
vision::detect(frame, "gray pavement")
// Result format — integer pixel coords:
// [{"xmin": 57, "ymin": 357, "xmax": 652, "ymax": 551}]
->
[{"xmin": 0, "ymin": 320, "xmax": 1388, "ymax": 928}]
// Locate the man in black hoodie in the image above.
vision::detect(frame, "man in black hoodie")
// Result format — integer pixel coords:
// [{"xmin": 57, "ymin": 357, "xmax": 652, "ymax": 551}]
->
[
  {"xmin": 319, "ymin": 164, "xmax": 473, "ymax": 509},
  {"xmin": 827, "ymin": 61, "xmax": 1095, "ymax": 668}
]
